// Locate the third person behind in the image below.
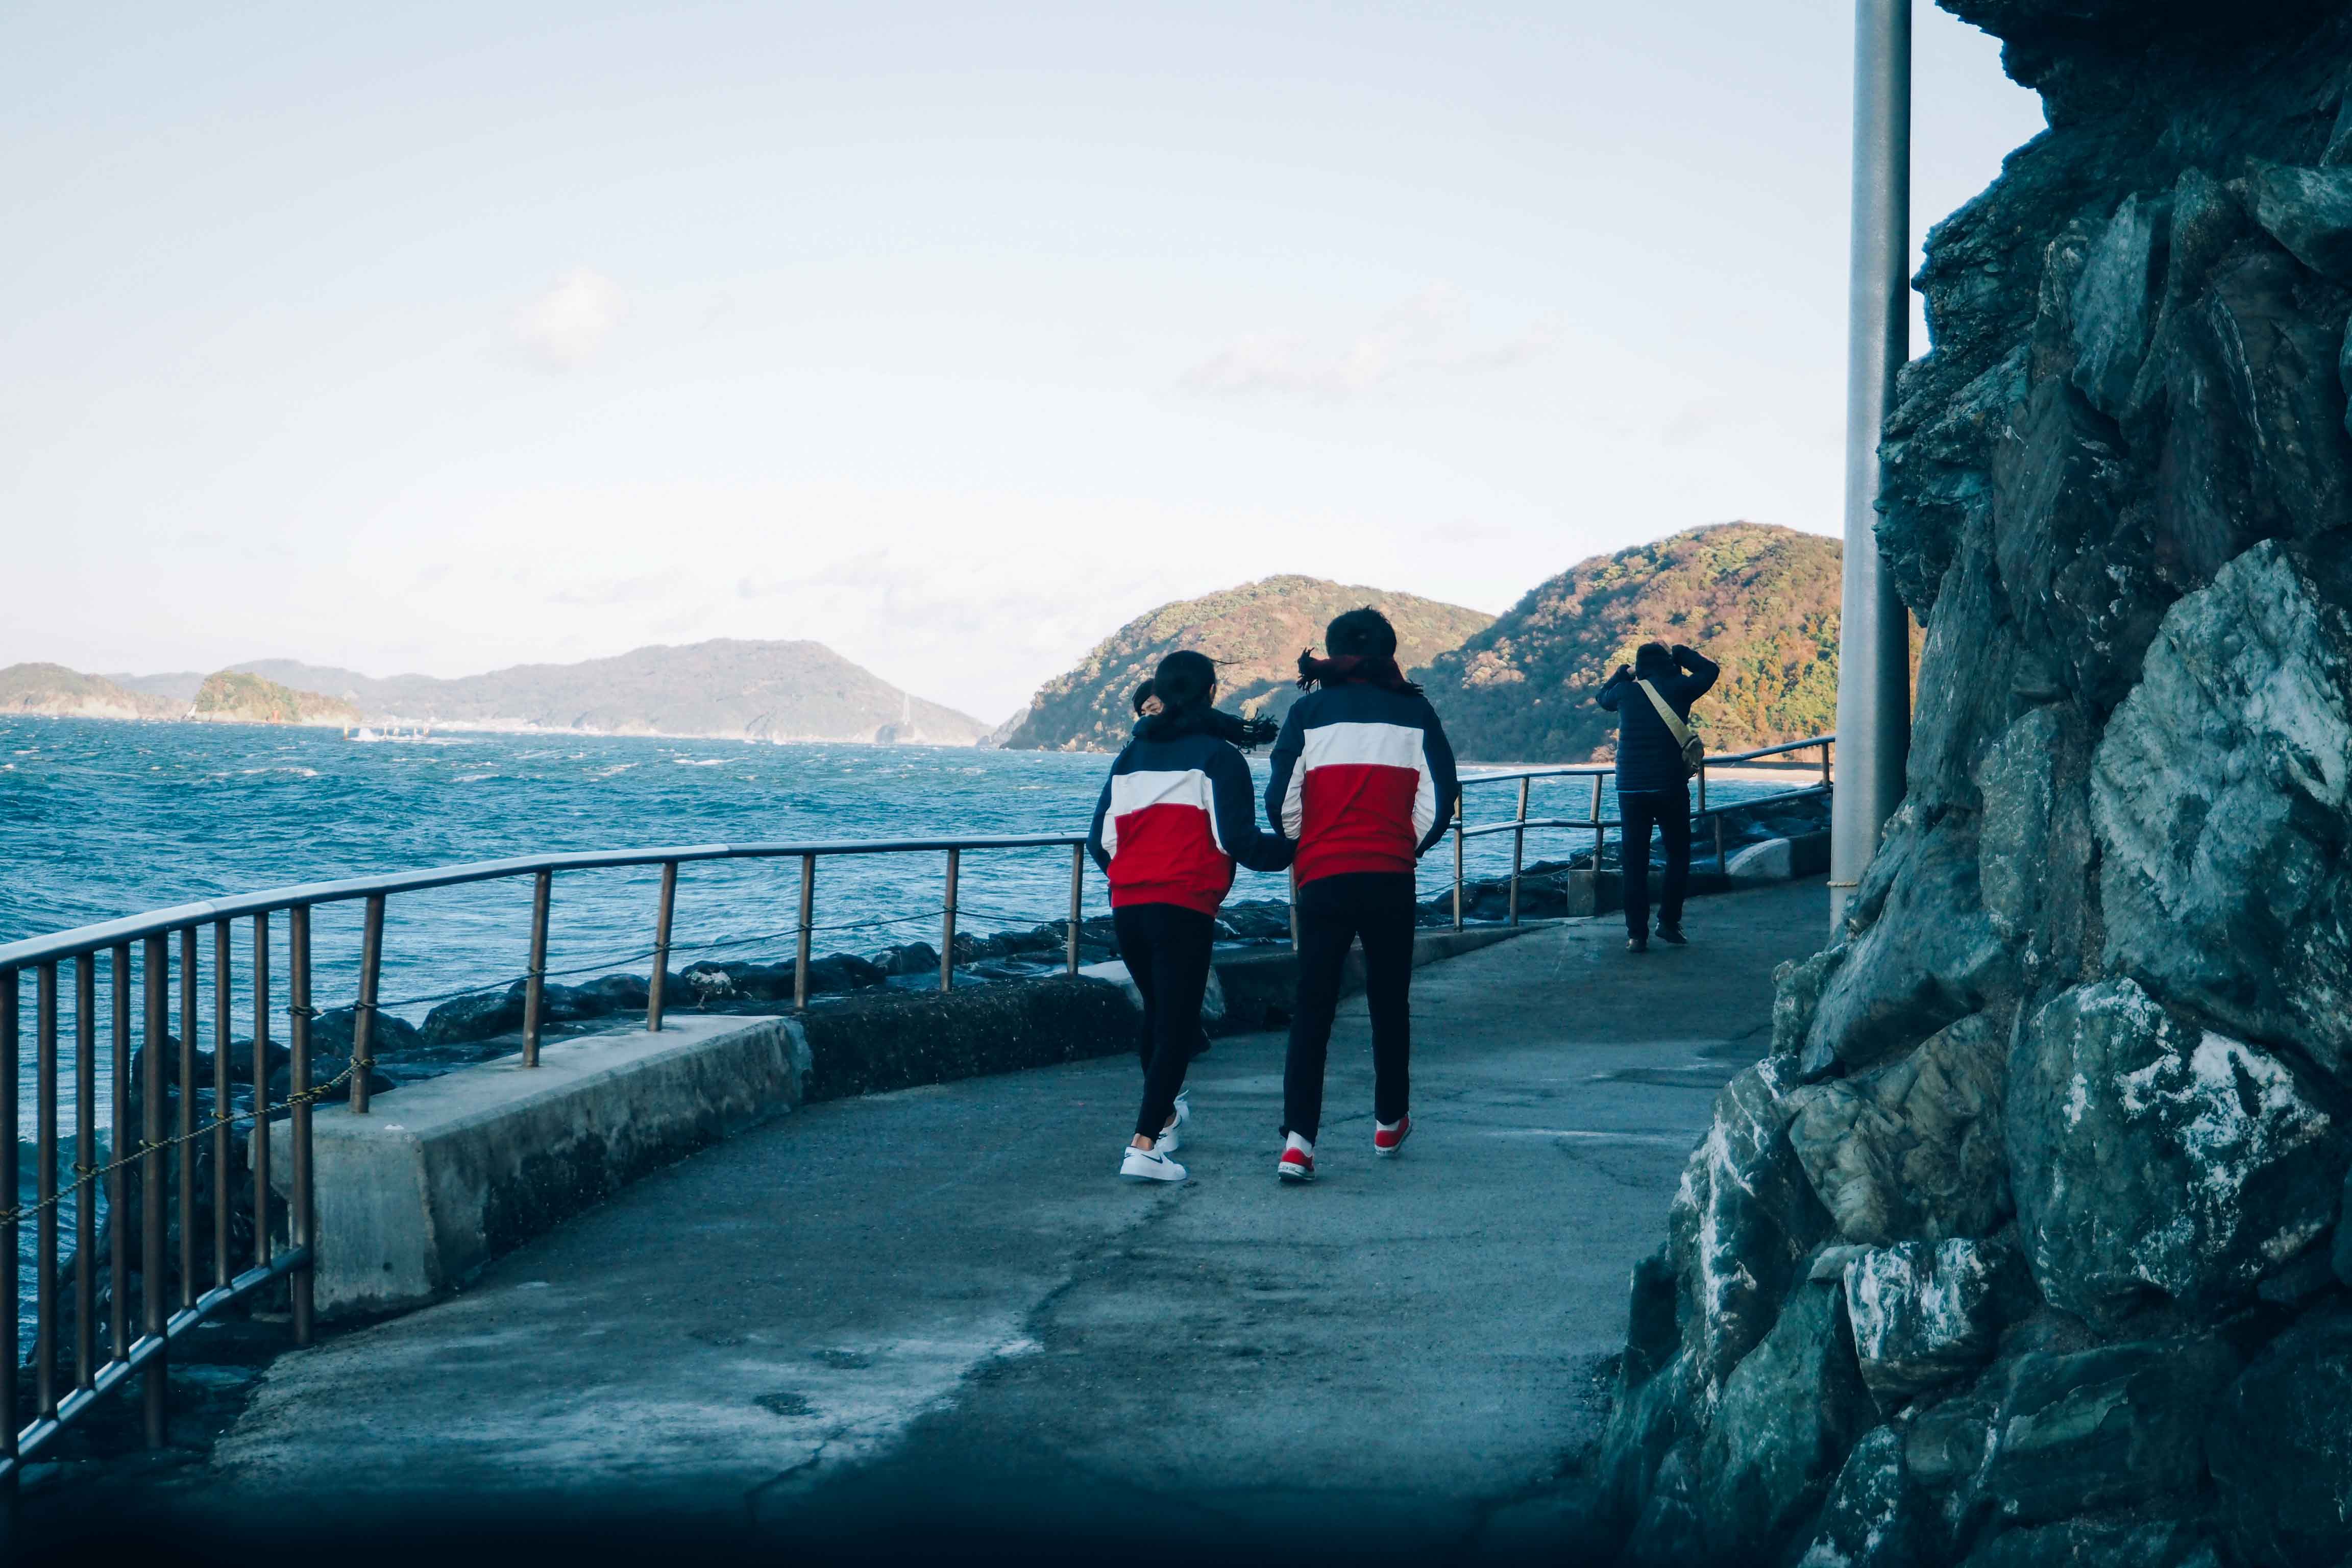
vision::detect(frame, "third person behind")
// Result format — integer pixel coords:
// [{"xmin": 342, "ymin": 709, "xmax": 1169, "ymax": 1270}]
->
[{"xmin": 1597, "ymin": 641, "xmax": 1718, "ymax": 953}]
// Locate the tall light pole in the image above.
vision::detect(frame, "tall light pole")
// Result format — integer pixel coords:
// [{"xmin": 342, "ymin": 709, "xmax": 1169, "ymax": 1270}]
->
[{"xmin": 1829, "ymin": 0, "xmax": 1914, "ymax": 932}]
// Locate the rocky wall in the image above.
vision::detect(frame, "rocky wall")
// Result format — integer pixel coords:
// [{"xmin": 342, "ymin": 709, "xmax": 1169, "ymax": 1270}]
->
[{"xmin": 1594, "ymin": 5, "xmax": 2352, "ymax": 1563}]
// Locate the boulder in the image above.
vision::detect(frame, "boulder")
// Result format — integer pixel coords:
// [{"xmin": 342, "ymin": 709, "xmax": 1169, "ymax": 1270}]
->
[
  {"xmin": 2068, "ymin": 191, "xmax": 2168, "ymax": 419},
  {"xmin": 1843, "ymin": 1236, "xmax": 2035, "ymax": 1398},
  {"xmin": 1665, "ymin": 1056, "xmax": 1833, "ymax": 1407},
  {"xmin": 2009, "ymin": 978, "xmax": 2347, "ymax": 1326},
  {"xmin": 307, "ymin": 1006, "xmax": 425, "ymax": 1063},
  {"xmin": 1878, "ymin": 340, "xmax": 2030, "ymax": 618},
  {"xmin": 871, "ymin": 942, "xmax": 941, "ymax": 977},
  {"xmin": 420, "ymin": 989, "xmax": 524, "ymax": 1046},
  {"xmin": 1795, "ymin": 1426, "xmax": 1927, "ymax": 1568},
  {"xmin": 1696, "ymin": 1279, "xmax": 1875, "ymax": 1559},
  {"xmin": 1771, "ymin": 945, "xmax": 1845, "ymax": 1059},
  {"xmin": 1973, "ymin": 704, "xmax": 2099, "ymax": 985},
  {"xmin": 1790, "ymin": 1009, "xmax": 2013, "ymax": 1245},
  {"xmin": 1804, "ymin": 810, "xmax": 2018, "ymax": 1077},
  {"xmin": 2093, "ymin": 542, "xmax": 2352, "ymax": 1086},
  {"xmin": 1974, "ymin": 1336, "xmax": 2238, "ymax": 1526},
  {"xmin": 2207, "ymin": 1300, "xmax": 2352, "ymax": 1568},
  {"xmin": 2247, "ymin": 160, "xmax": 2352, "ymax": 283},
  {"xmin": 1725, "ymin": 837, "xmax": 1793, "ymax": 883}
]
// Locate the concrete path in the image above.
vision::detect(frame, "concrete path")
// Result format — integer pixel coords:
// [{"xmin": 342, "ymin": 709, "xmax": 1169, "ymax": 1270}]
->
[{"xmin": 180, "ymin": 880, "xmax": 1827, "ymax": 1553}]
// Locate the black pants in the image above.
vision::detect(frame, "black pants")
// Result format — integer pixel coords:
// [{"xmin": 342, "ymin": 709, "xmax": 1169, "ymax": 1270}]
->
[
  {"xmin": 1281, "ymin": 871, "xmax": 1415, "ymax": 1144},
  {"xmin": 1113, "ymin": 902, "xmax": 1215, "ymax": 1141},
  {"xmin": 1620, "ymin": 783, "xmax": 1692, "ymax": 937}
]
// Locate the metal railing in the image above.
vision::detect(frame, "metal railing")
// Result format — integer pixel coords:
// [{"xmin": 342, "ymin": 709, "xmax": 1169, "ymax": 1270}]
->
[
  {"xmin": 0, "ymin": 828, "xmax": 1095, "ymax": 1494},
  {"xmin": 1440, "ymin": 734, "xmax": 1835, "ymax": 929},
  {"xmin": 0, "ymin": 735, "xmax": 1832, "ymax": 1486}
]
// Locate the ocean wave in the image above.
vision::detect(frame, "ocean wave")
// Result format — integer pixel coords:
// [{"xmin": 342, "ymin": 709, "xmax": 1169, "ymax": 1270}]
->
[
  {"xmin": 237, "ymin": 766, "xmax": 321, "ymax": 778},
  {"xmin": 674, "ymin": 758, "xmax": 723, "ymax": 767}
]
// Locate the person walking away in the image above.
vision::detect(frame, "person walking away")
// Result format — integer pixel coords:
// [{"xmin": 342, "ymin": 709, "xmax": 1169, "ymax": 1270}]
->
[
  {"xmin": 1089, "ymin": 651, "xmax": 1293, "ymax": 1182},
  {"xmin": 1596, "ymin": 642, "xmax": 1719, "ymax": 953},
  {"xmin": 1264, "ymin": 607, "xmax": 1459, "ymax": 1183}
]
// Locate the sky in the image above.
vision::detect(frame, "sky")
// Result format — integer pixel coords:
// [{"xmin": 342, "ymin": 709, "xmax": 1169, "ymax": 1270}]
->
[{"xmin": 0, "ymin": 2, "xmax": 2046, "ymax": 724}]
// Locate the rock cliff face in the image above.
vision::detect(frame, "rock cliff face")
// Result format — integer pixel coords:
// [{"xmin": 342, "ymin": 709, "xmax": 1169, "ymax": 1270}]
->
[
  {"xmin": 188, "ymin": 671, "xmax": 362, "ymax": 727},
  {"xmin": 1595, "ymin": 5, "xmax": 2352, "ymax": 1564}
]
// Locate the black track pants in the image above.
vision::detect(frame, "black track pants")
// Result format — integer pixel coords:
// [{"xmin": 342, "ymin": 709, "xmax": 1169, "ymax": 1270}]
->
[
  {"xmin": 1620, "ymin": 783, "xmax": 1692, "ymax": 936},
  {"xmin": 1281, "ymin": 871, "xmax": 1415, "ymax": 1144},
  {"xmin": 1113, "ymin": 902, "xmax": 1216, "ymax": 1142}
]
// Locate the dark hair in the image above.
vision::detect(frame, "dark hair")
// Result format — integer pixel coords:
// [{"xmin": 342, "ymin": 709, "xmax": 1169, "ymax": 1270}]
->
[
  {"xmin": 1634, "ymin": 642, "xmax": 1676, "ymax": 679},
  {"xmin": 1150, "ymin": 650, "xmax": 1216, "ymax": 716},
  {"xmin": 1131, "ymin": 679, "xmax": 1157, "ymax": 717},
  {"xmin": 1325, "ymin": 606, "xmax": 1398, "ymax": 660}
]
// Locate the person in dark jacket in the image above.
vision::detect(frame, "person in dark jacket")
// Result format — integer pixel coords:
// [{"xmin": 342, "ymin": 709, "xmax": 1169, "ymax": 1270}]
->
[
  {"xmin": 1597, "ymin": 641, "xmax": 1719, "ymax": 952},
  {"xmin": 1263, "ymin": 607, "xmax": 1460, "ymax": 1182},
  {"xmin": 1135, "ymin": 676, "xmax": 1279, "ymax": 750},
  {"xmin": 1089, "ymin": 651, "xmax": 1293, "ymax": 1183}
]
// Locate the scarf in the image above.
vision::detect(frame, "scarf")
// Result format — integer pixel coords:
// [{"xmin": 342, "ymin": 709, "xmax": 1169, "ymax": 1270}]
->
[{"xmin": 1295, "ymin": 650, "xmax": 1423, "ymax": 697}]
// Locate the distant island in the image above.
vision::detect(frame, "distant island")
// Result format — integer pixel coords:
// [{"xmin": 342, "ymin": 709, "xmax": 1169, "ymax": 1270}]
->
[
  {"xmin": 5, "ymin": 639, "xmax": 988, "ymax": 745},
  {"xmin": 993, "ymin": 575, "xmax": 1496, "ymax": 751}
]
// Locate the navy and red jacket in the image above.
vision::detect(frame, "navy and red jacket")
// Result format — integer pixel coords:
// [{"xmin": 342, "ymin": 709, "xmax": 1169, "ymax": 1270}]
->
[
  {"xmin": 1087, "ymin": 710, "xmax": 1294, "ymax": 915},
  {"xmin": 1265, "ymin": 681, "xmax": 1460, "ymax": 885}
]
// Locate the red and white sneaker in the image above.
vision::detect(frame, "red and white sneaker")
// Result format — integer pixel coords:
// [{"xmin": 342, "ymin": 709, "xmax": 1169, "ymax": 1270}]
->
[
  {"xmin": 1277, "ymin": 1135, "xmax": 1315, "ymax": 1183},
  {"xmin": 1374, "ymin": 1116, "xmax": 1412, "ymax": 1157}
]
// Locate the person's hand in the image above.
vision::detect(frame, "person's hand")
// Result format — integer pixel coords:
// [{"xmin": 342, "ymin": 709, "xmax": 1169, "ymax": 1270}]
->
[
  {"xmin": 1672, "ymin": 644, "xmax": 1694, "ymax": 662},
  {"xmin": 1612, "ymin": 664, "xmax": 1633, "ymax": 683}
]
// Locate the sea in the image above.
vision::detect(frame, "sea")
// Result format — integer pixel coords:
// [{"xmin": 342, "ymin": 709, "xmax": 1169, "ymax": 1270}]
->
[{"xmin": 0, "ymin": 713, "xmax": 1773, "ymax": 1156}]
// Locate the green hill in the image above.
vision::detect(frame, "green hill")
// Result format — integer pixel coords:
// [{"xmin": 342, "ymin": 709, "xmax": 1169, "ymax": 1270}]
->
[
  {"xmin": 0, "ymin": 663, "xmax": 179, "ymax": 721},
  {"xmin": 188, "ymin": 670, "xmax": 363, "ymax": 727},
  {"xmin": 998, "ymin": 576, "xmax": 1494, "ymax": 752},
  {"xmin": 1417, "ymin": 522, "xmax": 1844, "ymax": 764}
]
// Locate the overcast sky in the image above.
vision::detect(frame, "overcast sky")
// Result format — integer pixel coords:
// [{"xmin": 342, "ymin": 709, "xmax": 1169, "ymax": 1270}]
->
[{"xmin": 1, "ymin": 2, "xmax": 2044, "ymax": 722}]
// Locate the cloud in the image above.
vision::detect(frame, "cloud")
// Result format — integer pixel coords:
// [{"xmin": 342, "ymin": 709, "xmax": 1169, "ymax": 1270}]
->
[
  {"xmin": 1178, "ymin": 286, "xmax": 1561, "ymax": 401},
  {"xmin": 511, "ymin": 270, "xmax": 626, "ymax": 372}
]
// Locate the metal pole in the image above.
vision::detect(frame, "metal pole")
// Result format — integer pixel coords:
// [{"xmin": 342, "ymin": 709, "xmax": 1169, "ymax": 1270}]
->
[
  {"xmin": 1829, "ymin": 0, "xmax": 1914, "ymax": 931},
  {"xmin": 1509, "ymin": 777, "xmax": 1529, "ymax": 926},
  {"xmin": 1590, "ymin": 775, "xmax": 1605, "ymax": 868},
  {"xmin": 109, "ymin": 943, "xmax": 130, "ymax": 1365},
  {"xmin": 351, "ymin": 895, "xmax": 383, "ymax": 1114},
  {"xmin": 1289, "ymin": 868, "xmax": 1301, "ymax": 952},
  {"xmin": 211, "ymin": 922, "xmax": 228, "ymax": 1293},
  {"xmin": 647, "ymin": 863, "xmax": 676, "ymax": 1033},
  {"xmin": 1451, "ymin": 797, "xmax": 1465, "ymax": 931},
  {"xmin": 178, "ymin": 927, "xmax": 195, "ymax": 1310},
  {"xmin": 1066, "ymin": 845, "xmax": 1084, "ymax": 975},
  {"xmin": 35, "ymin": 964, "xmax": 56, "ymax": 1420},
  {"xmin": 523, "ymin": 870, "xmax": 551, "ymax": 1067},
  {"xmin": 75, "ymin": 954, "xmax": 95, "ymax": 1387},
  {"xmin": 141, "ymin": 934, "xmax": 166, "ymax": 1445},
  {"xmin": 1715, "ymin": 813, "xmax": 1728, "ymax": 873},
  {"xmin": 794, "ymin": 854, "xmax": 815, "ymax": 1011},
  {"xmin": 287, "ymin": 910, "xmax": 313, "ymax": 1347},
  {"xmin": 939, "ymin": 849, "xmax": 960, "ymax": 993},
  {"xmin": 252, "ymin": 915, "xmax": 270, "ymax": 1271}
]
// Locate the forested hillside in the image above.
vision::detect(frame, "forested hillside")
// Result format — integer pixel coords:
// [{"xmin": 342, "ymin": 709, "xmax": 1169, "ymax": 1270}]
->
[{"xmin": 1417, "ymin": 523, "xmax": 1844, "ymax": 763}]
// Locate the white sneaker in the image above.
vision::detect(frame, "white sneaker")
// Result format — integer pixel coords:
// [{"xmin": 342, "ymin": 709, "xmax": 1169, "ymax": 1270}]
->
[
  {"xmin": 1158, "ymin": 1090, "xmax": 1191, "ymax": 1153},
  {"xmin": 1120, "ymin": 1144, "xmax": 1187, "ymax": 1183}
]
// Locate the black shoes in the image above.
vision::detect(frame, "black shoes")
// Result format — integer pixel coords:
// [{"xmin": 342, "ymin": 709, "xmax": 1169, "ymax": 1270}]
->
[
  {"xmin": 1656, "ymin": 924, "xmax": 1688, "ymax": 946},
  {"xmin": 1627, "ymin": 934, "xmax": 1648, "ymax": 953}
]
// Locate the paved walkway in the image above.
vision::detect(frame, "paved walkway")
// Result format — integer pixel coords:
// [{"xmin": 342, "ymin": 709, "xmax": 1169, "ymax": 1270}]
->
[{"xmin": 178, "ymin": 881, "xmax": 1825, "ymax": 1554}]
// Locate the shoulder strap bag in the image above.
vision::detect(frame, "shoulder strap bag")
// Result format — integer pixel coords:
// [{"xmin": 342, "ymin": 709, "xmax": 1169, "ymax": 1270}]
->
[{"xmin": 1636, "ymin": 679, "xmax": 1705, "ymax": 779}]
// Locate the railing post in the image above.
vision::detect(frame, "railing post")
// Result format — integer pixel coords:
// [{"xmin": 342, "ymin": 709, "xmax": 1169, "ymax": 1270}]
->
[
  {"xmin": 1822, "ymin": 740, "xmax": 1833, "ymax": 786},
  {"xmin": 940, "ymin": 849, "xmax": 960, "ymax": 993},
  {"xmin": 1451, "ymin": 796, "xmax": 1465, "ymax": 931},
  {"xmin": 1509, "ymin": 777, "xmax": 1530, "ymax": 926},
  {"xmin": 75, "ymin": 953, "xmax": 95, "ymax": 1386},
  {"xmin": 1697, "ymin": 760, "xmax": 1708, "ymax": 817},
  {"xmin": 288, "ymin": 909, "xmax": 313, "ymax": 1348},
  {"xmin": 141, "ymin": 932, "xmax": 166, "ymax": 1444},
  {"xmin": 2, "ymin": 968, "xmax": 18, "ymax": 1526},
  {"xmin": 1289, "ymin": 867, "xmax": 1301, "ymax": 952},
  {"xmin": 110, "ymin": 942, "xmax": 130, "ymax": 1366},
  {"xmin": 352, "ymin": 895, "xmax": 383, "ymax": 1113},
  {"xmin": 523, "ymin": 870, "xmax": 551, "ymax": 1068},
  {"xmin": 252, "ymin": 915, "xmax": 270, "ymax": 1273},
  {"xmin": 210, "ymin": 921, "xmax": 229, "ymax": 1293},
  {"xmin": 34, "ymin": 963, "xmax": 56, "ymax": 1421},
  {"xmin": 794, "ymin": 854, "xmax": 815, "ymax": 1011},
  {"xmin": 1066, "ymin": 844, "xmax": 1084, "ymax": 975},
  {"xmin": 177, "ymin": 927, "xmax": 195, "ymax": 1309},
  {"xmin": 647, "ymin": 863, "xmax": 676, "ymax": 1033},
  {"xmin": 1715, "ymin": 811, "xmax": 1728, "ymax": 873},
  {"xmin": 1589, "ymin": 776, "xmax": 1605, "ymax": 871}
]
